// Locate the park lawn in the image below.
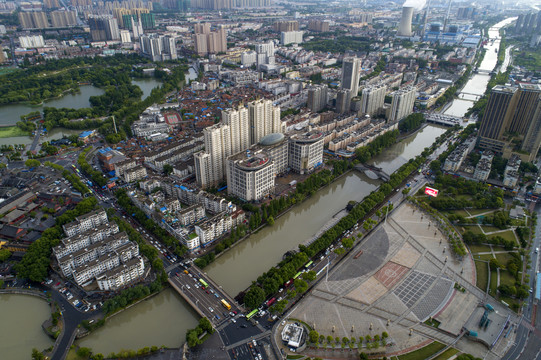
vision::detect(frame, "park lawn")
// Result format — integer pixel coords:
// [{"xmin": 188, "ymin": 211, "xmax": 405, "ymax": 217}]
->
[
  {"xmin": 0, "ymin": 126, "xmax": 29, "ymax": 138},
  {"xmin": 495, "ymin": 253, "xmax": 517, "ymax": 268},
  {"xmin": 475, "ymin": 260, "xmax": 489, "ymax": 291},
  {"xmin": 286, "ymin": 355, "xmax": 304, "ymax": 360},
  {"xmin": 444, "ymin": 209, "xmax": 470, "ymax": 217},
  {"xmin": 481, "ymin": 225, "xmax": 503, "ymax": 233},
  {"xmin": 66, "ymin": 348, "xmax": 89, "ymax": 360},
  {"xmin": 468, "ymin": 244, "xmax": 493, "ymax": 254},
  {"xmin": 490, "ymin": 230, "xmax": 518, "ymax": 245},
  {"xmin": 398, "ymin": 341, "xmax": 445, "ymax": 360},
  {"xmin": 499, "ymin": 295, "xmax": 520, "ymax": 311},
  {"xmin": 478, "ymin": 254, "xmax": 495, "ymax": 261},
  {"xmin": 489, "ymin": 270, "xmax": 498, "ymax": 296},
  {"xmin": 462, "ymin": 225, "xmax": 483, "ymax": 235},
  {"xmin": 432, "ymin": 348, "xmax": 459, "ymax": 360},
  {"xmin": 467, "ymin": 208, "xmax": 497, "ymax": 216},
  {"xmin": 499, "ymin": 270, "xmax": 517, "ymax": 287}
]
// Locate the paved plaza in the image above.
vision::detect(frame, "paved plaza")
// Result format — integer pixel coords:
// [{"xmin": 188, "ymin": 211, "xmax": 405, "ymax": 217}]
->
[{"xmin": 289, "ymin": 203, "xmax": 520, "ymax": 359}]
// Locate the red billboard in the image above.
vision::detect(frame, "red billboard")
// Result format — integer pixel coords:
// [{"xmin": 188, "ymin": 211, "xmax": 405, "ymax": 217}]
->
[{"xmin": 425, "ymin": 187, "xmax": 439, "ymax": 197}]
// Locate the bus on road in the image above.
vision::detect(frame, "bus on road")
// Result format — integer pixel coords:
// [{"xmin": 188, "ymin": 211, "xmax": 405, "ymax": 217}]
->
[
  {"xmin": 221, "ymin": 299, "xmax": 232, "ymax": 310},
  {"xmin": 246, "ymin": 309, "xmax": 258, "ymax": 320},
  {"xmin": 199, "ymin": 279, "xmax": 209, "ymax": 288}
]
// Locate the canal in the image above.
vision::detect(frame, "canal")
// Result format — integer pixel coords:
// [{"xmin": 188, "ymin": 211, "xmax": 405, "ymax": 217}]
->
[
  {"xmin": 0, "ymin": 294, "xmax": 54, "ymax": 360},
  {"xmin": 444, "ymin": 17, "xmax": 516, "ymax": 118}
]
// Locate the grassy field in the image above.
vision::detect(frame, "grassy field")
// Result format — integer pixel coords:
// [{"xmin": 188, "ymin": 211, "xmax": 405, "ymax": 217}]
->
[
  {"xmin": 467, "ymin": 208, "xmax": 497, "ymax": 216},
  {"xmin": 496, "ymin": 253, "xmax": 517, "ymax": 267},
  {"xmin": 0, "ymin": 126, "xmax": 29, "ymax": 138},
  {"xmin": 468, "ymin": 244, "xmax": 493, "ymax": 254},
  {"xmin": 499, "ymin": 270, "xmax": 517, "ymax": 287},
  {"xmin": 481, "ymin": 226, "xmax": 503, "ymax": 233},
  {"xmin": 398, "ymin": 342, "xmax": 446, "ymax": 360},
  {"xmin": 432, "ymin": 348, "xmax": 460, "ymax": 360},
  {"xmin": 490, "ymin": 270, "xmax": 498, "ymax": 296},
  {"xmin": 444, "ymin": 209, "xmax": 470, "ymax": 217},
  {"xmin": 490, "ymin": 230, "xmax": 518, "ymax": 245},
  {"xmin": 475, "ymin": 260, "xmax": 489, "ymax": 291},
  {"xmin": 461, "ymin": 225, "xmax": 483, "ymax": 235},
  {"xmin": 479, "ymin": 254, "xmax": 495, "ymax": 261}
]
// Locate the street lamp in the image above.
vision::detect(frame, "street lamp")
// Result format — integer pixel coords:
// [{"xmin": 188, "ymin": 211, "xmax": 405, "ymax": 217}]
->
[{"xmin": 384, "ymin": 200, "xmax": 391, "ymax": 226}]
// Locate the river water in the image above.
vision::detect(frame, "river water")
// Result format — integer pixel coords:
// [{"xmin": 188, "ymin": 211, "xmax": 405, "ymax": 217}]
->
[
  {"xmin": 0, "ymin": 294, "xmax": 54, "ymax": 359},
  {"xmin": 444, "ymin": 17, "xmax": 516, "ymax": 118}
]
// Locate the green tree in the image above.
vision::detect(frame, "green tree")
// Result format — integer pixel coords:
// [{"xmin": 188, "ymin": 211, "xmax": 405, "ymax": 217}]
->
[
  {"xmin": 244, "ymin": 286, "xmax": 266, "ymax": 310},
  {"xmin": 163, "ymin": 164, "xmax": 173, "ymax": 175},
  {"xmin": 31, "ymin": 349, "xmax": 45, "ymax": 360},
  {"xmin": 267, "ymin": 216, "xmax": 275, "ymax": 225},
  {"xmin": 301, "ymin": 270, "xmax": 317, "ymax": 282},
  {"xmin": 0, "ymin": 249, "xmax": 12, "ymax": 262},
  {"xmin": 77, "ymin": 347, "xmax": 92, "ymax": 357},
  {"xmin": 25, "ymin": 159, "xmax": 40, "ymax": 167},
  {"xmin": 309, "ymin": 330, "xmax": 320, "ymax": 344},
  {"xmin": 341, "ymin": 237, "xmax": 354, "ymax": 248}
]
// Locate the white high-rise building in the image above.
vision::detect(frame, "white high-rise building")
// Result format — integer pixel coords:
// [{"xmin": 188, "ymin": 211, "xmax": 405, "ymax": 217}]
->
[
  {"xmin": 389, "ymin": 86, "xmax": 417, "ymax": 122},
  {"xmin": 19, "ymin": 35, "xmax": 45, "ymax": 48},
  {"xmin": 131, "ymin": 17, "xmax": 143, "ymax": 39},
  {"xmin": 195, "ymin": 99, "xmax": 284, "ymax": 188},
  {"xmin": 280, "ymin": 31, "xmax": 303, "ymax": 45},
  {"xmin": 222, "ymin": 106, "xmax": 250, "ymax": 155},
  {"xmin": 120, "ymin": 29, "xmax": 132, "ymax": 43},
  {"xmin": 341, "ymin": 57, "xmax": 361, "ymax": 98},
  {"xmin": 361, "ymin": 85, "xmax": 386, "ymax": 116},
  {"xmin": 241, "ymin": 51, "xmax": 257, "ymax": 66},
  {"xmin": 248, "ymin": 99, "xmax": 284, "ymax": 145}
]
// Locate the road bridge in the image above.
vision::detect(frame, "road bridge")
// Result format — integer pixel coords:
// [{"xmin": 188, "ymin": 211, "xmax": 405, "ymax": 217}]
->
[
  {"xmin": 167, "ymin": 263, "xmax": 244, "ymax": 328},
  {"xmin": 354, "ymin": 163, "xmax": 391, "ymax": 181}
]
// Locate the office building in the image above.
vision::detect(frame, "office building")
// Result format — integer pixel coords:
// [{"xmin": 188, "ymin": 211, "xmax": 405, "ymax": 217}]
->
[
  {"xmin": 388, "ymin": 86, "xmax": 416, "ymax": 122},
  {"xmin": 307, "ymin": 85, "xmax": 328, "ymax": 112},
  {"xmin": 274, "ymin": 20, "xmax": 298, "ymax": 32},
  {"xmin": 50, "ymin": 10, "xmax": 77, "ymax": 27},
  {"xmin": 289, "ymin": 130, "xmax": 324, "ymax": 174},
  {"xmin": 308, "ymin": 20, "xmax": 329, "ymax": 32},
  {"xmin": 341, "ymin": 57, "xmax": 361, "ymax": 98},
  {"xmin": 140, "ymin": 34, "xmax": 177, "ymax": 61},
  {"xmin": 19, "ymin": 11, "xmax": 49, "ymax": 29},
  {"xmin": 281, "ymin": 31, "xmax": 303, "ymax": 45},
  {"xmin": 88, "ymin": 15, "xmax": 120, "ymax": 41},
  {"xmin": 227, "ymin": 150, "xmax": 275, "ymax": 201},
  {"xmin": 19, "ymin": 35, "xmax": 45, "ymax": 48},
  {"xmin": 361, "ymin": 85, "xmax": 386, "ymax": 116}
]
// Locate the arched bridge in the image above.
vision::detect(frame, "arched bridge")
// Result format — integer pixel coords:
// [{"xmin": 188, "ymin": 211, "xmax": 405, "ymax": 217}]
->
[{"xmin": 354, "ymin": 164, "xmax": 391, "ymax": 181}]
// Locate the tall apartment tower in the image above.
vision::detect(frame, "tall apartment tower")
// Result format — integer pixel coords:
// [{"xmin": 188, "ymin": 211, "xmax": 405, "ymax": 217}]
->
[
  {"xmin": 194, "ymin": 22, "xmax": 211, "ymax": 34},
  {"xmin": 361, "ymin": 85, "xmax": 386, "ymax": 116},
  {"xmin": 193, "ymin": 24, "xmax": 226, "ymax": 55},
  {"xmin": 389, "ymin": 86, "xmax": 416, "ymax": 122},
  {"xmin": 507, "ymin": 84, "xmax": 541, "ymax": 135},
  {"xmin": 397, "ymin": 6, "xmax": 414, "ymax": 36},
  {"xmin": 273, "ymin": 20, "xmax": 299, "ymax": 32},
  {"xmin": 50, "ymin": 10, "xmax": 77, "ymax": 27},
  {"xmin": 19, "ymin": 11, "xmax": 50, "ymax": 29},
  {"xmin": 195, "ymin": 99, "xmax": 283, "ymax": 188},
  {"xmin": 336, "ymin": 89, "xmax": 351, "ymax": 114},
  {"xmin": 89, "ymin": 16, "xmax": 120, "ymax": 41},
  {"xmin": 341, "ymin": 57, "xmax": 361, "ymax": 99},
  {"xmin": 222, "ymin": 106, "xmax": 250, "ymax": 156},
  {"xmin": 307, "ymin": 85, "xmax": 328, "ymax": 112},
  {"xmin": 248, "ymin": 99, "xmax": 283, "ymax": 145}
]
